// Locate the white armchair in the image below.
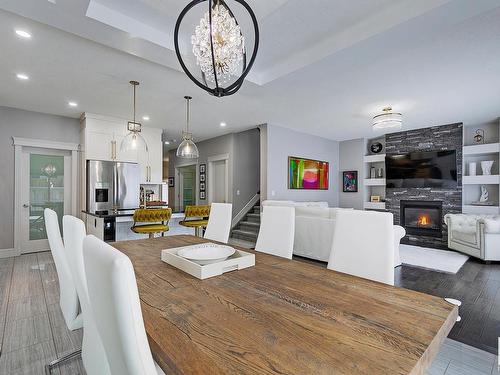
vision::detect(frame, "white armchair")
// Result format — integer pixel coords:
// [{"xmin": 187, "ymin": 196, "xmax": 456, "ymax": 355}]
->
[{"xmin": 445, "ymin": 214, "xmax": 500, "ymax": 261}]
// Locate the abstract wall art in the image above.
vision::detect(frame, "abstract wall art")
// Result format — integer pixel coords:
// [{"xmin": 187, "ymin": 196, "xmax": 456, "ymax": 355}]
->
[
  {"xmin": 288, "ymin": 156, "xmax": 329, "ymax": 190},
  {"xmin": 343, "ymin": 171, "xmax": 358, "ymax": 192}
]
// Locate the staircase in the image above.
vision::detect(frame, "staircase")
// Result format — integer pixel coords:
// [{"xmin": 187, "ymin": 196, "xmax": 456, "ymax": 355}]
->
[{"xmin": 229, "ymin": 203, "xmax": 261, "ymax": 248}]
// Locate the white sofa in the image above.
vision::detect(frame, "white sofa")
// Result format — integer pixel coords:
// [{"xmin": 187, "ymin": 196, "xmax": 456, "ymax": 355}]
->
[
  {"xmin": 262, "ymin": 200, "xmax": 405, "ymax": 264},
  {"xmin": 444, "ymin": 214, "xmax": 500, "ymax": 261}
]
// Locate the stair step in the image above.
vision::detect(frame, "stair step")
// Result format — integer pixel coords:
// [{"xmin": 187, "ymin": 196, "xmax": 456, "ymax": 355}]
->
[
  {"xmin": 240, "ymin": 221, "xmax": 260, "ymax": 227},
  {"xmin": 247, "ymin": 213, "xmax": 261, "ymax": 219},
  {"xmin": 231, "ymin": 229, "xmax": 258, "ymax": 241}
]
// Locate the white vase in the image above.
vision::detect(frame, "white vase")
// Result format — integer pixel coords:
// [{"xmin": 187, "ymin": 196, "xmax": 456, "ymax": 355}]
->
[
  {"xmin": 481, "ymin": 160, "xmax": 494, "ymax": 175},
  {"xmin": 469, "ymin": 162, "xmax": 477, "ymax": 176}
]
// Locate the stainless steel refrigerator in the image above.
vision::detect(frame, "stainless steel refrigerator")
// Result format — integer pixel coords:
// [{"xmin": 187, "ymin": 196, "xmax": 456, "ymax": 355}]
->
[{"xmin": 86, "ymin": 160, "xmax": 140, "ymax": 213}]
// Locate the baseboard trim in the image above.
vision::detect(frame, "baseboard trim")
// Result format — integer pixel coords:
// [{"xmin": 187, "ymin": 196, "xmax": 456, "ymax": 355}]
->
[{"xmin": 0, "ymin": 248, "xmax": 20, "ymax": 258}]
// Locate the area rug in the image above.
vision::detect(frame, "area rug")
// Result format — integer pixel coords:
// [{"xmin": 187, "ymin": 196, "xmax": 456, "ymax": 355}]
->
[{"xmin": 399, "ymin": 244, "xmax": 469, "ymax": 274}]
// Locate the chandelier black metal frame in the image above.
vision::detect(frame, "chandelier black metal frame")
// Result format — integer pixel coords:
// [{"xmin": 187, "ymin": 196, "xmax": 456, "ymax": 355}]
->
[{"xmin": 174, "ymin": 0, "xmax": 259, "ymax": 97}]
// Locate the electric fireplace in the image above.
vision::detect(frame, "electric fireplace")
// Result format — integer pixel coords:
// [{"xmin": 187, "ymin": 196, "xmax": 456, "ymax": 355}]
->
[{"xmin": 400, "ymin": 200, "xmax": 443, "ymax": 238}]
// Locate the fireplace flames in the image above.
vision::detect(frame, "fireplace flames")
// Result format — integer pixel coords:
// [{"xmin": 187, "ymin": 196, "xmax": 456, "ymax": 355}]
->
[{"xmin": 417, "ymin": 214, "xmax": 430, "ymax": 227}]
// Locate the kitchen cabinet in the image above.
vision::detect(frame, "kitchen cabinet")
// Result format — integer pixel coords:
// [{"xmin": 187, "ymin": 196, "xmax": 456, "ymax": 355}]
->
[{"xmin": 138, "ymin": 127, "xmax": 163, "ymax": 183}]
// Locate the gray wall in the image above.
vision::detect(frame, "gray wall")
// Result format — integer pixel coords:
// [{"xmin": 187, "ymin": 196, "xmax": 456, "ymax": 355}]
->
[
  {"xmin": 168, "ymin": 128, "xmax": 260, "ymax": 216},
  {"xmin": 0, "ymin": 106, "xmax": 80, "ymax": 250},
  {"xmin": 339, "ymin": 138, "xmax": 364, "ymax": 209},
  {"xmin": 265, "ymin": 124, "xmax": 339, "ymax": 206},
  {"xmin": 233, "ymin": 129, "xmax": 260, "ymax": 215}
]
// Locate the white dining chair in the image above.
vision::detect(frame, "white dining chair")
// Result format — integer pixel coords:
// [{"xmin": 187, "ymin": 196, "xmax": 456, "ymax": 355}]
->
[
  {"xmin": 62, "ymin": 215, "xmax": 111, "ymax": 375},
  {"xmin": 44, "ymin": 208, "xmax": 82, "ymax": 373},
  {"xmin": 83, "ymin": 235, "xmax": 165, "ymax": 375},
  {"xmin": 204, "ymin": 203, "xmax": 233, "ymax": 243},
  {"xmin": 255, "ymin": 206, "xmax": 295, "ymax": 259},
  {"xmin": 327, "ymin": 210, "xmax": 395, "ymax": 286}
]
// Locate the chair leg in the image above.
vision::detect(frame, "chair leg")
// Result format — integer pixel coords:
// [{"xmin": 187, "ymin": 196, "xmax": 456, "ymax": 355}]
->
[
  {"xmin": 45, "ymin": 348, "xmax": 82, "ymax": 374},
  {"xmin": 149, "ymin": 233, "xmax": 154, "ymax": 239}
]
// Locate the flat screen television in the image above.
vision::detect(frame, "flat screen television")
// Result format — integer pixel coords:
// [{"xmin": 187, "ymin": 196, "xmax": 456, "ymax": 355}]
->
[{"xmin": 386, "ymin": 150, "xmax": 457, "ymax": 188}]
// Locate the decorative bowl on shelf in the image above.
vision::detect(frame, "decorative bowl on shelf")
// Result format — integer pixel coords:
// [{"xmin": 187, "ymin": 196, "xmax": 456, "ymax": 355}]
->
[{"xmin": 177, "ymin": 243, "xmax": 236, "ymax": 265}]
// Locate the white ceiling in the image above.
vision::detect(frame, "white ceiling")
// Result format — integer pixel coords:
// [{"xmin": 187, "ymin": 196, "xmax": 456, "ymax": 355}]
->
[{"xmin": 0, "ymin": 0, "xmax": 500, "ymax": 149}]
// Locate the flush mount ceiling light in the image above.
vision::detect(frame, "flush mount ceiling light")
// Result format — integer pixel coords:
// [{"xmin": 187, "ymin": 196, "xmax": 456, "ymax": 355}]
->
[
  {"xmin": 372, "ymin": 107, "xmax": 403, "ymax": 131},
  {"xmin": 121, "ymin": 81, "xmax": 148, "ymax": 154},
  {"xmin": 174, "ymin": 0, "xmax": 259, "ymax": 97},
  {"xmin": 16, "ymin": 73, "xmax": 29, "ymax": 80},
  {"xmin": 68, "ymin": 101, "xmax": 78, "ymax": 107},
  {"xmin": 176, "ymin": 96, "xmax": 199, "ymax": 159},
  {"xmin": 15, "ymin": 30, "xmax": 31, "ymax": 39}
]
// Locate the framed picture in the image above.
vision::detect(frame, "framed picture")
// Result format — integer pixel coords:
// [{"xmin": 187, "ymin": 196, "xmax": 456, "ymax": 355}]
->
[
  {"xmin": 288, "ymin": 156, "xmax": 329, "ymax": 190},
  {"xmin": 199, "ymin": 163, "xmax": 206, "ymax": 173},
  {"xmin": 370, "ymin": 195, "xmax": 381, "ymax": 203},
  {"xmin": 168, "ymin": 177, "xmax": 174, "ymax": 187},
  {"xmin": 200, "ymin": 173, "xmax": 206, "ymax": 182},
  {"xmin": 342, "ymin": 171, "xmax": 358, "ymax": 192},
  {"xmin": 199, "ymin": 182, "xmax": 206, "ymax": 191},
  {"xmin": 200, "ymin": 191, "xmax": 206, "ymax": 200}
]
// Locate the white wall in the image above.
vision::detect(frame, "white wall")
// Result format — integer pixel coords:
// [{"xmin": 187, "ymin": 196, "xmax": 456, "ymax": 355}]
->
[
  {"xmin": 0, "ymin": 106, "xmax": 80, "ymax": 250},
  {"xmin": 265, "ymin": 124, "xmax": 339, "ymax": 206},
  {"xmin": 339, "ymin": 138, "xmax": 365, "ymax": 209}
]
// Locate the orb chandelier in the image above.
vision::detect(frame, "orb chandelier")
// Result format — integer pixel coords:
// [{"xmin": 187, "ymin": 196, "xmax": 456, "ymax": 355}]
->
[
  {"xmin": 372, "ymin": 107, "xmax": 403, "ymax": 131},
  {"xmin": 176, "ymin": 96, "xmax": 200, "ymax": 159},
  {"xmin": 121, "ymin": 81, "xmax": 148, "ymax": 154},
  {"xmin": 174, "ymin": 0, "xmax": 259, "ymax": 97}
]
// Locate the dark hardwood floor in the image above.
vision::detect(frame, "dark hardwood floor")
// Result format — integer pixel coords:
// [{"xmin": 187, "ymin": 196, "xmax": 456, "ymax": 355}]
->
[
  {"xmin": 395, "ymin": 259, "xmax": 500, "ymax": 355},
  {"xmin": 294, "ymin": 255, "xmax": 500, "ymax": 355}
]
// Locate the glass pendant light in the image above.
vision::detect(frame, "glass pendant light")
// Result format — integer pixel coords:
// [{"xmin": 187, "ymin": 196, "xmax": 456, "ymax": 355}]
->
[
  {"xmin": 121, "ymin": 81, "xmax": 148, "ymax": 153},
  {"xmin": 176, "ymin": 96, "xmax": 199, "ymax": 159}
]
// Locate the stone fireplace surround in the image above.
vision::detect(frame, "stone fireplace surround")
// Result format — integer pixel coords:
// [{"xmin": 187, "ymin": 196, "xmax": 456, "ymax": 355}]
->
[{"xmin": 385, "ymin": 123, "xmax": 463, "ymax": 249}]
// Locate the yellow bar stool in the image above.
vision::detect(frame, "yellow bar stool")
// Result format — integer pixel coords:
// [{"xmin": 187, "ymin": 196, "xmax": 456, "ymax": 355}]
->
[
  {"xmin": 179, "ymin": 205, "xmax": 211, "ymax": 237},
  {"xmin": 131, "ymin": 208, "xmax": 172, "ymax": 239}
]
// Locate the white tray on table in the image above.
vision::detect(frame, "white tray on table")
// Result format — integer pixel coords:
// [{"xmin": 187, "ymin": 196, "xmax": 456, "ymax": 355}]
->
[{"xmin": 161, "ymin": 243, "xmax": 255, "ymax": 280}]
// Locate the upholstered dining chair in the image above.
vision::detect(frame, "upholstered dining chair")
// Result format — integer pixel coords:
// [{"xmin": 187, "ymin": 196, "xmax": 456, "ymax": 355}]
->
[
  {"xmin": 179, "ymin": 205, "xmax": 211, "ymax": 236},
  {"xmin": 255, "ymin": 206, "xmax": 295, "ymax": 259},
  {"xmin": 44, "ymin": 208, "xmax": 82, "ymax": 373},
  {"xmin": 327, "ymin": 210, "xmax": 395, "ymax": 286},
  {"xmin": 131, "ymin": 208, "xmax": 172, "ymax": 238},
  {"xmin": 83, "ymin": 235, "xmax": 166, "ymax": 375},
  {"xmin": 204, "ymin": 203, "xmax": 233, "ymax": 243},
  {"xmin": 62, "ymin": 215, "xmax": 111, "ymax": 375}
]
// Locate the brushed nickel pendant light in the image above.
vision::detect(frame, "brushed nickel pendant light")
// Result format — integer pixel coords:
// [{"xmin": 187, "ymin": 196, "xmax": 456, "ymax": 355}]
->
[{"xmin": 121, "ymin": 81, "xmax": 148, "ymax": 153}]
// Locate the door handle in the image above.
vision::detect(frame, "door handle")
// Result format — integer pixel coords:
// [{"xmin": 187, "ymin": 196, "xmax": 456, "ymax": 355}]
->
[{"xmin": 23, "ymin": 204, "xmax": 30, "ymax": 208}]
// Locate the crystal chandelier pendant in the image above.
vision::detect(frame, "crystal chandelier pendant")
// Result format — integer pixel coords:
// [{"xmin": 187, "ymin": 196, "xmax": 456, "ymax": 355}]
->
[
  {"xmin": 191, "ymin": 0, "xmax": 245, "ymax": 84},
  {"xmin": 174, "ymin": 0, "xmax": 259, "ymax": 97}
]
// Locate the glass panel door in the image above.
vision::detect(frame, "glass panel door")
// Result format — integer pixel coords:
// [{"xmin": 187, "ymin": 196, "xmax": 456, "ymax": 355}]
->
[
  {"xmin": 20, "ymin": 147, "xmax": 72, "ymax": 253},
  {"xmin": 29, "ymin": 154, "xmax": 65, "ymax": 240}
]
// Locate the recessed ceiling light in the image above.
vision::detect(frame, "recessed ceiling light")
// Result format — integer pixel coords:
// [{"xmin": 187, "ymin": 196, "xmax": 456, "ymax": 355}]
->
[
  {"xmin": 220, "ymin": 122, "xmax": 227, "ymax": 127},
  {"xmin": 164, "ymin": 141, "xmax": 170, "ymax": 145},
  {"xmin": 15, "ymin": 30, "xmax": 32, "ymax": 39},
  {"xmin": 16, "ymin": 73, "xmax": 29, "ymax": 80},
  {"xmin": 142, "ymin": 116, "xmax": 150, "ymax": 121},
  {"xmin": 68, "ymin": 101, "xmax": 78, "ymax": 107}
]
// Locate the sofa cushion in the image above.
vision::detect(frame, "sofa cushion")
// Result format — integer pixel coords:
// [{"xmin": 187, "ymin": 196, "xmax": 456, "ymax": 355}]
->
[
  {"xmin": 295, "ymin": 206, "xmax": 330, "ymax": 218},
  {"xmin": 481, "ymin": 216, "xmax": 500, "ymax": 234},
  {"xmin": 262, "ymin": 200, "xmax": 295, "ymax": 207},
  {"xmin": 328, "ymin": 207, "xmax": 353, "ymax": 220}
]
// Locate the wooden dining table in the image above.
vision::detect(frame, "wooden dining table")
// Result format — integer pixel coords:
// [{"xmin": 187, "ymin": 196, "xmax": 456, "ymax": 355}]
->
[{"xmin": 113, "ymin": 235, "xmax": 457, "ymax": 375}]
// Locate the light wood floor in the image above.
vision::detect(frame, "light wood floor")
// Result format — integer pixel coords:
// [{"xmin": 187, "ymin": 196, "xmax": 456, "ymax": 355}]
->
[{"xmin": 0, "ymin": 252, "xmax": 497, "ymax": 375}]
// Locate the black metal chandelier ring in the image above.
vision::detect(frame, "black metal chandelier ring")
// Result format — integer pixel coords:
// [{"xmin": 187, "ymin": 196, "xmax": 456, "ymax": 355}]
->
[{"xmin": 174, "ymin": 0, "xmax": 259, "ymax": 97}]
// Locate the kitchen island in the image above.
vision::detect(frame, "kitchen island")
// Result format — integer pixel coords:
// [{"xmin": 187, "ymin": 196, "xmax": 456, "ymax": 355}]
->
[{"xmin": 83, "ymin": 209, "xmax": 148, "ymax": 242}]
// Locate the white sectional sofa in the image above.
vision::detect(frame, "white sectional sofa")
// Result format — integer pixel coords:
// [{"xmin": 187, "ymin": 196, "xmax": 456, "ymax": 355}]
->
[
  {"xmin": 445, "ymin": 214, "xmax": 500, "ymax": 261},
  {"xmin": 262, "ymin": 200, "xmax": 405, "ymax": 264}
]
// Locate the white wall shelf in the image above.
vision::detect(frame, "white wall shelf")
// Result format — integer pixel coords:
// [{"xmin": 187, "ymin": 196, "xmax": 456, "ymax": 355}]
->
[
  {"xmin": 364, "ymin": 202, "xmax": 386, "ymax": 210},
  {"xmin": 364, "ymin": 178, "xmax": 386, "ymax": 186},
  {"xmin": 462, "ymin": 122, "xmax": 500, "ymax": 214},
  {"xmin": 463, "ymin": 175, "xmax": 500, "ymax": 185},
  {"xmin": 462, "ymin": 205, "xmax": 499, "ymax": 215},
  {"xmin": 463, "ymin": 143, "xmax": 500, "ymax": 155},
  {"xmin": 363, "ymin": 154, "xmax": 386, "ymax": 163}
]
